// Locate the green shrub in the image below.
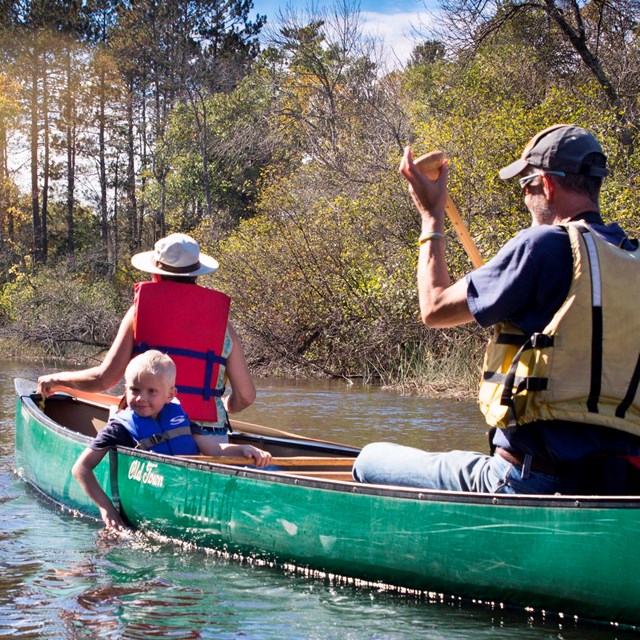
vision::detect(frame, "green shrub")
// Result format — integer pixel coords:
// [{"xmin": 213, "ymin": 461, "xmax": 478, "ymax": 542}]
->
[{"xmin": 0, "ymin": 262, "xmax": 127, "ymax": 360}]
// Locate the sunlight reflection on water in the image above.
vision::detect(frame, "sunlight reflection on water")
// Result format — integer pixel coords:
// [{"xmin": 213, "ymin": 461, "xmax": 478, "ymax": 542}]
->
[{"xmin": 240, "ymin": 377, "xmax": 488, "ymax": 452}]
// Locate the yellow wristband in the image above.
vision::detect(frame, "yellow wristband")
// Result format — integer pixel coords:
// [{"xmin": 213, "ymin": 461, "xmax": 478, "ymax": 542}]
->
[{"xmin": 417, "ymin": 232, "xmax": 444, "ymax": 246}]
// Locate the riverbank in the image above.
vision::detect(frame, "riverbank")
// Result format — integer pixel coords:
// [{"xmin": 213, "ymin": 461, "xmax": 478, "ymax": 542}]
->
[
  {"xmin": 0, "ymin": 255, "xmax": 487, "ymax": 402},
  {"xmin": 0, "ymin": 338, "xmax": 107, "ymax": 368},
  {"xmin": 2, "ymin": 337, "xmax": 479, "ymax": 402}
]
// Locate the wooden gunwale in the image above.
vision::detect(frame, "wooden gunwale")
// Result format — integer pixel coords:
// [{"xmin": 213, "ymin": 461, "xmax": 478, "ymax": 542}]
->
[
  {"xmin": 122, "ymin": 442, "xmax": 640, "ymax": 507},
  {"xmin": 180, "ymin": 454, "xmax": 357, "ymax": 467}
]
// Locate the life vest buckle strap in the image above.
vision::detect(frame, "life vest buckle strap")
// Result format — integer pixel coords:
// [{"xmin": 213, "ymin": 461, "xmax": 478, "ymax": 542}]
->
[
  {"xmin": 530, "ymin": 333, "xmax": 554, "ymax": 349},
  {"xmin": 137, "ymin": 431, "xmax": 170, "ymax": 450},
  {"xmin": 134, "ymin": 342, "xmax": 227, "ymax": 367},
  {"xmin": 136, "ymin": 425, "xmax": 193, "ymax": 450},
  {"xmin": 176, "ymin": 384, "xmax": 225, "ymax": 398},
  {"xmin": 494, "ymin": 332, "xmax": 553, "ymax": 350},
  {"xmin": 495, "ymin": 333, "xmax": 528, "ymax": 346},
  {"xmin": 520, "ymin": 377, "xmax": 548, "ymax": 392},
  {"xmin": 148, "ymin": 432, "xmax": 168, "ymax": 445},
  {"xmin": 203, "ymin": 351, "xmax": 216, "ymax": 401},
  {"xmin": 616, "ymin": 352, "xmax": 640, "ymax": 418}
]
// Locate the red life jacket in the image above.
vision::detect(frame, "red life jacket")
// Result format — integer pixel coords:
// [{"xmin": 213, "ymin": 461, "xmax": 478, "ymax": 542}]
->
[{"xmin": 133, "ymin": 280, "xmax": 231, "ymax": 422}]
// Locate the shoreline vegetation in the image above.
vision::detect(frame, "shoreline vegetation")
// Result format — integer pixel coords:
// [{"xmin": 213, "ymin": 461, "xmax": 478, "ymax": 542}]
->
[
  {"xmin": 0, "ymin": 335, "xmax": 481, "ymax": 401},
  {"xmin": 1, "ymin": 1, "xmax": 638, "ymax": 404}
]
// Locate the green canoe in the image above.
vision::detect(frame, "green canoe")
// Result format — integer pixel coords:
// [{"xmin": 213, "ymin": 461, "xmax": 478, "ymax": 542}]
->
[{"xmin": 14, "ymin": 378, "xmax": 640, "ymax": 628}]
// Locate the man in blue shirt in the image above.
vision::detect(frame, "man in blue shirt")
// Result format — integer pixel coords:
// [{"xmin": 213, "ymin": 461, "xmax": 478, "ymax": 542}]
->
[{"xmin": 353, "ymin": 125, "xmax": 640, "ymax": 494}]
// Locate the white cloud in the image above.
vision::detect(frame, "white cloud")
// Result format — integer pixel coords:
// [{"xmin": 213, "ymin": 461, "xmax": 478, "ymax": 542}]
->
[{"xmin": 360, "ymin": 10, "xmax": 433, "ymax": 68}]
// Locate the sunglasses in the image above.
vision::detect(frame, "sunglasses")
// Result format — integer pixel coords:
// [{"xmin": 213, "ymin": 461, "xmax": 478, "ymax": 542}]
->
[{"xmin": 518, "ymin": 170, "xmax": 566, "ymax": 189}]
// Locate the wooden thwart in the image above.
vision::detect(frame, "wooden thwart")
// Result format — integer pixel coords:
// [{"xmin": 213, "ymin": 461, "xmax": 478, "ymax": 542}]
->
[
  {"xmin": 281, "ymin": 470, "xmax": 355, "ymax": 482},
  {"xmin": 182, "ymin": 455, "xmax": 356, "ymax": 467}
]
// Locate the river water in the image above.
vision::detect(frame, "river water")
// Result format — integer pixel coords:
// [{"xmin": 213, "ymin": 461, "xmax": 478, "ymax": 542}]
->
[{"xmin": 1, "ymin": 360, "xmax": 638, "ymax": 639}]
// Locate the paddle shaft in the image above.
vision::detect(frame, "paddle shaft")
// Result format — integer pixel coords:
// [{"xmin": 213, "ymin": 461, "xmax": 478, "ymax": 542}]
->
[
  {"xmin": 51, "ymin": 385, "xmax": 120, "ymax": 406},
  {"xmin": 229, "ymin": 418, "xmax": 342, "ymax": 444},
  {"xmin": 50, "ymin": 386, "xmax": 336, "ymax": 444},
  {"xmin": 414, "ymin": 151, "xmax": 484, "ymax": 269}
]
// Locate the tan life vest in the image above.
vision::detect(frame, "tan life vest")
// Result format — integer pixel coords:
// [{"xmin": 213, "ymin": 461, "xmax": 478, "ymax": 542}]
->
[{"xmin": 479, "ymin": 221, "xmax": 640, "ymax": 436}]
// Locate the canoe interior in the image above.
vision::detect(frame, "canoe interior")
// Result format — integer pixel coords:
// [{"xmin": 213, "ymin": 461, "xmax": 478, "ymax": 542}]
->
[{"xmin": 40, "ymin": 391, "xmax": 359, "ymax": 481}]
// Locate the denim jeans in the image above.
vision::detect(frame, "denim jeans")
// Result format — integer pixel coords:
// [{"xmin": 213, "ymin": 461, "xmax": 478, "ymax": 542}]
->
[{"xmin": 352, "ymin": 442, "xmax": 562, "ymax": 494}]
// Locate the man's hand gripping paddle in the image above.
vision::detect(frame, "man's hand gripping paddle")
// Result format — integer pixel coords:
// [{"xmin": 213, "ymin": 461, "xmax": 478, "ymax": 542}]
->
[{"xmin": 414, "ymin": 151, "xmax": 484, "ymax": 269}]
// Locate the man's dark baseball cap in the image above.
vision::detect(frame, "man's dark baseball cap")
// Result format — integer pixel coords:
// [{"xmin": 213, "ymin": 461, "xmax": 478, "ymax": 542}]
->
[{"xmin": 499, "ymin": 124, "xmax": 609, "ymax": 180}]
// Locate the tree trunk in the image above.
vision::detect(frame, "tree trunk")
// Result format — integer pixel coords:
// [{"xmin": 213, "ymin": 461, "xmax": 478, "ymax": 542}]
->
[
  {"xmin": 139, "ymin": 70, "xmax": 147, "ymax": 243},
  {"xmin": 0, "ymin": 119, "xmax": 6, "ymax": 243},
  {"xmin": 65, "ymin": 51, "xmax": 76, "ymax": 265},
  {"xmin": 543, "ymin": 0, "xmax": 622, "ymax": 113},
  {"xmin": 98, "ymin": 63, "xmax": 109, "ymax": 263},
  {"xmin": 125, "ymin": 77, "xmax": 138, "ymax": 251},
  {"xmin": 30, "ymin": 56, "xmax": 42, "ymax": 262},
  {"xmin": 41, "ymin": 57, "xmax": 50, "ymax": 262},
  {"xmin": 188, "ymin": 87, "xmax": 213, "ymax": 219},
  {"xmin": 113, "ymin": 156, "xmax": 119, "ymax": 268},
  {"xmin": 153, "ymin": 59, "xmax": 167, "ymax": 238}
]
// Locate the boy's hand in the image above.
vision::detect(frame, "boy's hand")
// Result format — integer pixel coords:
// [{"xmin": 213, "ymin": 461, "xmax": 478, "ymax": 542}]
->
[
  {"xmin": 99, "ymin": 505, "xmax": 128, "ymax": 531},
  {"xmin": 242, "ymin": 445, "xmax": 272, "ymax": 468}
]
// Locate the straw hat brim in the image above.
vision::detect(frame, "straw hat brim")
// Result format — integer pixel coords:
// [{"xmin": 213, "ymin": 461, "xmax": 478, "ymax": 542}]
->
[{"xmin": 131, "ymin": 250, "xmax": 219, "ymax": 276}]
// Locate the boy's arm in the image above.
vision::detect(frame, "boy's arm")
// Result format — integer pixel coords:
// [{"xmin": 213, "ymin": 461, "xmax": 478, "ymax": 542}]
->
[
  {"xmin": 72, "ymin": 448, "xmax": 127, "ymax": 530},
  {"xmin": 224, "ymin": 443, "xmax": 272, "ymax": 467},
  {"xmin": 204, "ymin": 442, "xmax": 272, "ymax": 467}
]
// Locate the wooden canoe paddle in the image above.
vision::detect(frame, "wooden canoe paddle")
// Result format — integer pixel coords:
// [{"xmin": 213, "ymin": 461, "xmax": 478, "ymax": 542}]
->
[
  {"xmin": 50, "ymin": 385, "xmax": 120, "ymax": 406},
  {"xmin": 47, "ymin": 385, "xmax": 343, "ymax": 444},
  {"xmin": 414, "ymin": 150, "xmax": 484, "ymax": 269}
]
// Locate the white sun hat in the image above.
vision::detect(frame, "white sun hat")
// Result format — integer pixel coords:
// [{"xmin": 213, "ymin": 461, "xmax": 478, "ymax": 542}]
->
[{"xmin": 131, "ymin": 233, "xmax": 219, "ymax": 277}]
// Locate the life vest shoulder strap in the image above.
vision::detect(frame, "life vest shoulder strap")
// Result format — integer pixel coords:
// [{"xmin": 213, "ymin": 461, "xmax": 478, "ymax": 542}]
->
[{"xmin": 136, "ymin": 425, "xmax": 193, "ymax": 451}]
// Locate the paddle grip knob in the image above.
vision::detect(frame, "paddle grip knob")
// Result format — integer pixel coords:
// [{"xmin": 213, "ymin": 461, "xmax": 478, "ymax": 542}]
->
[{"xmin": 414, "ymin": 150, "xmax": 447, "ymax": 179}]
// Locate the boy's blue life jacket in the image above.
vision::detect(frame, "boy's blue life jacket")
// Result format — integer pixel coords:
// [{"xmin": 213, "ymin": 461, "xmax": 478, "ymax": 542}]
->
[{"xmin": 117, "ymin": 401, "xmax": 200, "ymax": 455}]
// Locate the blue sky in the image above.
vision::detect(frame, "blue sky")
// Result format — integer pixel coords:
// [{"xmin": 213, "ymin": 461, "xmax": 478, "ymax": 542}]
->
[{"xmin": 251, "ymin": 0, "xmax": 432, "ymax": 66}]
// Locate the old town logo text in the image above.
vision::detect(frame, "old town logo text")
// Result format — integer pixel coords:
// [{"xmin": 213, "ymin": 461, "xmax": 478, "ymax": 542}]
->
[{"xmin": 128, "ymin": 460, "xmax": 165, "ymax": 488}]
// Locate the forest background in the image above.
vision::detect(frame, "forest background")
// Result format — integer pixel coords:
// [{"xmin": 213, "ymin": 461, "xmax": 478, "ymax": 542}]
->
[{"xmin": 0, "ymin": 0, "xmax": 639, "ymax": 398}]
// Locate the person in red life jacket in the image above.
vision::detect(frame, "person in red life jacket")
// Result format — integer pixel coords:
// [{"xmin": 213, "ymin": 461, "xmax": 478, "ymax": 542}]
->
[
  {"xmin": 37, "ymin": 233, "xmax": 258, "ymax": 457},
  {"xmin": 73, "ymin": 350, "xmax": 271, "ymax": 530}
]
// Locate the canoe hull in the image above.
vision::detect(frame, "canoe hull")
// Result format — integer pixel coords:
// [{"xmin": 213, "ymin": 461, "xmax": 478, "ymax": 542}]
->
[
  {"xmin": 117, "ymin": 449, "xmax": 640, "ymax": 624},
  {"xmin": 15, "ymin": 391, "xmax": 111, "ymax": 517},
  {"xmin": 14, "ymin": 379, "xmax": 640, "ymax": 627}
]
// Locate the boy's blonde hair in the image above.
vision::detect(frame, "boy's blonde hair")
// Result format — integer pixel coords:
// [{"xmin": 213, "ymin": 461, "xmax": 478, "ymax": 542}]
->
[{"xmin": 125, "ymin": 350, "xmax": 176, "ymax": 387}]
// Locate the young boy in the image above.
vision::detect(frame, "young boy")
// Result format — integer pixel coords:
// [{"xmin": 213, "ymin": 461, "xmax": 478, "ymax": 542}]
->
[{"xmin": 72, "ymin": 350, "xmax": 271, "ymax": 530}]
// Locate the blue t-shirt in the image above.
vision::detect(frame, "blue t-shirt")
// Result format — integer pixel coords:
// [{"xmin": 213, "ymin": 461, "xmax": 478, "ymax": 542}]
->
[
  {"xmin": 89, "ymin": 420, "xmax": 136, "ymax": 450},
  {"xmin": 90, "ymin": 402, "xmax": 196, "ymax": 453},
  {"xmin": 466, "ymin": 214, "xmax": 640, "ymax": 463}
]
